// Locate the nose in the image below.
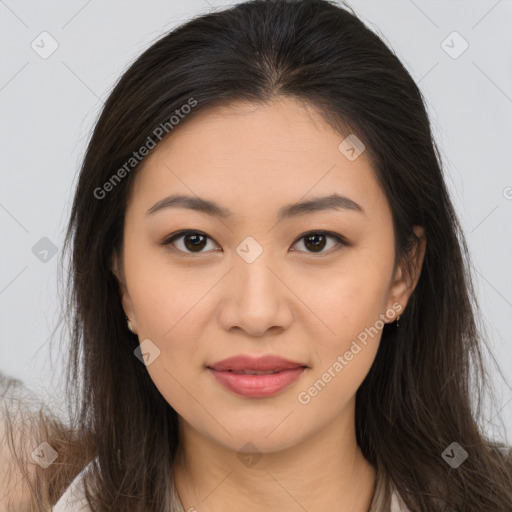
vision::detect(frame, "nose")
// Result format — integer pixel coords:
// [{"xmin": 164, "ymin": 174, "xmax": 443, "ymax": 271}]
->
[{"xmin": 217, "ymin": 249, "xmax": 294, "ymax": 337}]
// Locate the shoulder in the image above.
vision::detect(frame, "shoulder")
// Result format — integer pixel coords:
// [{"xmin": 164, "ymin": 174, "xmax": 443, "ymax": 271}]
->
[
  {"xmin": 370, "ymin": 463, "xmax": 412, "ymax": 512},
  {"xmin": 390, "ymin": 487, "xmax": 411, "ymax": 512},
  {"xmin": 52, "ymin": 459, "xmax": 96, "ymax": 512}
]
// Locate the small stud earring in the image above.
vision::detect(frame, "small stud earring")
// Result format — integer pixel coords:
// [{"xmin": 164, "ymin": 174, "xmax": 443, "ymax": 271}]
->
[{"xmin": 396, "ymin": 315, "xmax": 400, "ymax": 327}]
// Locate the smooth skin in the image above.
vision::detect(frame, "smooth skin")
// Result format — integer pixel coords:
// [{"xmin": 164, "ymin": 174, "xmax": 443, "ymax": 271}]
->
[{"xmin": 112, "ymin": 96, "xmax": 426, "ymax": 512}]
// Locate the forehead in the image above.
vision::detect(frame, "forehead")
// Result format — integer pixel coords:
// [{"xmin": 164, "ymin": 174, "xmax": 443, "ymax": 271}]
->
[{"xmin": 127, "ymin": 97, "xmax": 388, "ymax": 222}]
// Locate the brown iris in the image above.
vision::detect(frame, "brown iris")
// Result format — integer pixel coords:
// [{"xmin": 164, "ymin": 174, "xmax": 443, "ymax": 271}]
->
[{"xmin": 302, "ymin": 233, "xmax": 327, "ymax": 252}]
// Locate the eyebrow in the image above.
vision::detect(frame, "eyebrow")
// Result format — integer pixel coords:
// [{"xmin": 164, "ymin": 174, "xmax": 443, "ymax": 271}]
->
[{"xmin": 145, "ymin": 193, "xmax": 364, "ymax": 221}]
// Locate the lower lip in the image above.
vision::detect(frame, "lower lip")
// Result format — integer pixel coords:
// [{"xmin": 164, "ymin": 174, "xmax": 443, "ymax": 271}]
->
[{"xmin": 208, "ymin": 367, "xmax": 307, "ymax": 398}]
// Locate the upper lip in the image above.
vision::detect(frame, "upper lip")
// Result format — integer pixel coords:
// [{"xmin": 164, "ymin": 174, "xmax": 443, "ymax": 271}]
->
[{"xmin": 207, "ymin": 354, "xmax": 307, "ymax": 372}]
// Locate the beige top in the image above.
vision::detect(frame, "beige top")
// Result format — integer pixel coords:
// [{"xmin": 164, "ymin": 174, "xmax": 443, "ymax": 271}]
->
[{"xmin": 53, "ymin": 458, "xmax": 409, "ymax": 511}]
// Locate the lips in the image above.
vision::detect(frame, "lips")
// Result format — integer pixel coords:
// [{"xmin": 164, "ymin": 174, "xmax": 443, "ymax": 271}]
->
[
  {"xmin": 207, "ymin": 354, "xmax": 307, "ymax": 373},
  {"xmin": 207, "ymin": 354, "xmax": 309, "ymax": 397}
]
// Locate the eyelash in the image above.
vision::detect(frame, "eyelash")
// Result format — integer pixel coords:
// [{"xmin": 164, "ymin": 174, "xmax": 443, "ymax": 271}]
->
[{"xmin": 161, "ymin": 230, "xmax": 349, "ymax": 256}]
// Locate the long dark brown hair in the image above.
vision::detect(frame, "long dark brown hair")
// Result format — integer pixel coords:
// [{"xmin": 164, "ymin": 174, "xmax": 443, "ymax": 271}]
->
[{"xmin": 2, "ymin": 0, "xmax": 511, "ymax": 510}]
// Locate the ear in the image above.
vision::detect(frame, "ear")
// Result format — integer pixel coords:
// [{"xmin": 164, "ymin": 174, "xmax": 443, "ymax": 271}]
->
[
  {"xmin": 111, "ymin": 250, "xmax": 138, "ymax": 334},
  {"xmin": 385, "ymin": 225, "xmax": 426, "ymax": 320}
]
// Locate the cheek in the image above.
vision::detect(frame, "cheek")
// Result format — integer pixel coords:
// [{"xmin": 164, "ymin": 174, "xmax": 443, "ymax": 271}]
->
[
  {"xmin": 130, "ymin": 279, "xmax": 211, "ymax": 388},
  {"xmin": 304, "ymin": 259, "xmax": 392, "ymax": 341},
  {"xmin": 124, "ymin": 237, "xmax": 209, "ymax": 336},
  {"xmin": 298, "ymin": 259, "xmax": 392, "ymax": 400},
  {"xmin": 297, "ymin": 274, "xmax": 388, "ymax": 409},
  {"xmin": 296, "ymin": 340, "xmax": 379, "ymax": 416}
]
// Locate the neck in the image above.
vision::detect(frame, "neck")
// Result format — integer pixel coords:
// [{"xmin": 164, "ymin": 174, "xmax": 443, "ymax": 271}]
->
[{"xmin": 172, "ymin": 400, "xmax": 376, "ymax": 512}]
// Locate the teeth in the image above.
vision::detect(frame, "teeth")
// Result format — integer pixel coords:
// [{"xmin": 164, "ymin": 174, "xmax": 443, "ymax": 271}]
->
[{"xmin": 230, "ymin": 369, "xmax": 281, "ymax": 375}]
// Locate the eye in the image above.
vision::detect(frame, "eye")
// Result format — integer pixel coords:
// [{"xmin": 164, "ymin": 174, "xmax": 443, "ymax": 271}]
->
[
  {"xmin": 162, "ymin": 230, "xmax": 219, "ymax": 254},
  {"xmin": 291, "ymin": 231, "xmax": 348, "ymax": 254},
  {"xmin": 162, "ymin": 230, "xmax": 348, "ymax": 255}
]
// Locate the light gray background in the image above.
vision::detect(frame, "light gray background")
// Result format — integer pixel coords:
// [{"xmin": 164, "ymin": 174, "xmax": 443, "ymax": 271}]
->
[{"xmin": 1, "ymin": 0, "xmax": 511, "ymax": 441}]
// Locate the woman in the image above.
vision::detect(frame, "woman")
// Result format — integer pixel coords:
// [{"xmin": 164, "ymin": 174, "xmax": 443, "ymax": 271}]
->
[{"xmin": 3, "ymin": 0, "xmax": 512, "ymax": 510}]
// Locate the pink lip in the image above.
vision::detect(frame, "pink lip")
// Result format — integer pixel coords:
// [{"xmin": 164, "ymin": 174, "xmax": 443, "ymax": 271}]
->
[
  {"xmin": 206, "ymin": 354, "xmax": 308, "ymax": 398},
  {"xmin": 208, "ymin": 367, "xmax": 307, "ymax": 398}
]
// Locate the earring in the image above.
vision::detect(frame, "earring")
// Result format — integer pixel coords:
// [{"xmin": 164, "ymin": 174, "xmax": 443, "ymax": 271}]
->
[
  {"xmin": 126, "ymin": 316, "xmax": 133, "ymax": 332},
  {"xmin": 396, "ymin": 315, "xmax": 400, "ymax": 327}
]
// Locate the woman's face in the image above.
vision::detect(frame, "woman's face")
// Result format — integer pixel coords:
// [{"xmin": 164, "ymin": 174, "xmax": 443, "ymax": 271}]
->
[{"xmin": 113, "ymin": 96, "xmax": 425, "ymax": 454}]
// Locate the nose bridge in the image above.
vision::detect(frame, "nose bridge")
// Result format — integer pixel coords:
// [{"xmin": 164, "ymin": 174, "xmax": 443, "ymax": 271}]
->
[
  {"xmin": 234, "ymin": 234, "xmax": 279, "ymax": 303},
  {"xmin": 219, "ymin": 234, "xmax": 293, "ymax": 335}
]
